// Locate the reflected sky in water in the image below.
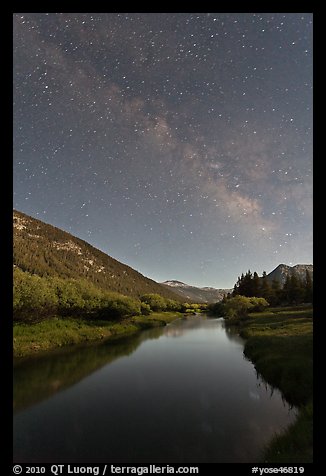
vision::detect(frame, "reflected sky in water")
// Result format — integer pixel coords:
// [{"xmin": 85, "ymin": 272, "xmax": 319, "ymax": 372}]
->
[{"xmin": 14, "ymin": 317, "xmax": 296, "ymax": 463}]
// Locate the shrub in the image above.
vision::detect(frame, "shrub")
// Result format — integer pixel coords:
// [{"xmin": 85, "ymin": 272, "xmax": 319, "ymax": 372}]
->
[
  {"xmin": 13, "ymin": 268, "xmax": 142, "ymax": 321},
  {"xmin": 209, "ymin": 295, "xmax": 269, "ymax": 319},
  {"xmin": 52, "ymin": 278, "xmax": 85, "ymax": 315},
  {"xmin": 140, "ymin": 294, "xmax": 167, "ymax": 312},
  {"xmin": 224, "ymin": 295, "xmax": 255, "ymax": 320},
  {"xmin": 140, "ymin": 302, "xmax": 152, "ymax": 315},
  {"xmin": 13, "ymin": 268, "xmax": 58, "ymax": 320},
  {"xmin": 98, "ymin": 294, "xmax": 141, "ymax": 320},
  {"xmin": 208, "ymin": 301, "xmax": 226, "ymax": 316},
  {"xmin": 180, "ymin": 302, "xmax": 191, "ymax": 312},
  {"xmin": 249, "ymin": 297, "xmax": 269, "ymax": 312},
  {"xmin": 165, "ymin": 299, "xmax": 182, "ymax": 312}
]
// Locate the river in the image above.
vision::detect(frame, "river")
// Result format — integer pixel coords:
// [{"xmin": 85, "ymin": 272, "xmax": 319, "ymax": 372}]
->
[{"xmin": 13, "ymin": 316, "xmax": 296, "ymax": 463}]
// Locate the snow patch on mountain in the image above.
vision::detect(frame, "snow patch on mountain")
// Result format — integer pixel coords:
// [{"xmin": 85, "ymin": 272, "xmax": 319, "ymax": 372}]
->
[
  {"xmin": 162, "ymin": 280, "xmax": 232, "ymax": 303},
  {"xmin": 163, "ymin": 280, "xmax": 189, "ymax": 288}
]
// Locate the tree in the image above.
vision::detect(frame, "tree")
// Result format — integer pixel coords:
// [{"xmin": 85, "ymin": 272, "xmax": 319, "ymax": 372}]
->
[
  {"xmin": 260, "ymin": 271, "xmax": 271, "ymax": 300},
  {"xmin": 283, "ymin": 274, "xmax": 291, "ymax": 303},
  {"xmin": 233, "ymin": 270, "xmax": 255, "ymax": 296},
  {"xmin": 270, "ymin": 279, "xmax": 281, "ymax": 306},
  {"xmin": 282, "ymin": 273, "xmax": 305, "ymax": 304},
  {"xmin": 233, "ymin": 273, "xmax": 244, "ymax": 296},
  {"xmin": 252, "ymin": 272, "xmax": 261, "ymax": 297},
  {"xmin": 289, "ymin": 273, "xmax": 305, "ymax": 304},
  {"xmin": 304, "ymin": 270, "xmax": 313, "ymax": 303}
]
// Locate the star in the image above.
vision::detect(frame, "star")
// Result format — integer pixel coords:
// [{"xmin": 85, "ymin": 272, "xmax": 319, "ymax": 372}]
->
[{"xmin": 13, "ymin": 12, "xmax": 312, "ymax": 288}]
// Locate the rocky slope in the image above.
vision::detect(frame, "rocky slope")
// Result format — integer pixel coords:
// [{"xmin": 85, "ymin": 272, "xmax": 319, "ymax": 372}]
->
[
  {"xmin": 161, "ymin": 280, "xmax": 232, "ymax": 303},
  {"xmin": 266, "ymin": 264, "xmax": 313, "ymax": 285}
]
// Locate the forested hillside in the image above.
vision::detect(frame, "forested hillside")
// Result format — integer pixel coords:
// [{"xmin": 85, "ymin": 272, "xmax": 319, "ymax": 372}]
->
[{"xmin": 13, "ymin": 210, "xmax": 182, "ymax": 301}]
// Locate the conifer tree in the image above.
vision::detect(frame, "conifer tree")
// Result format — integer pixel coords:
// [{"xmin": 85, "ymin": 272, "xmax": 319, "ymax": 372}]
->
[{"xmin": 305, "ymin": 270, "xmax": 313, "ymax": 303}]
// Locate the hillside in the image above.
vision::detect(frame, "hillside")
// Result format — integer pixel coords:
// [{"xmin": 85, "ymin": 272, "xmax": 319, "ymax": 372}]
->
[
  {"xmin": 162, "ymin": 280, "xmax": 232, "ymax": 303},
  {"xmin": 266, "ymin": 264, "xmax": 313, "ymax": 285},
  {"xmin": 13, "ymin": 210, "xmax": 182, "ymax": 301}
]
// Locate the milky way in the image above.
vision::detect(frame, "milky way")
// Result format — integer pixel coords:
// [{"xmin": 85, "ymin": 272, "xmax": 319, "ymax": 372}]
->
[{"xmin": 13, "ymin": 13, "xmax": 313, "ymax": 287}]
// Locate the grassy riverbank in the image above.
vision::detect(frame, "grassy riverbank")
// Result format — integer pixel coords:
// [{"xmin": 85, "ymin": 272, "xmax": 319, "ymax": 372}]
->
[
  {"xmin": 13, "ymin": 312, "xmax": 183, "ymax": 358},
  {"xmin": 238, "ymin": 306, "xmax": 313, "ymax": 463}
]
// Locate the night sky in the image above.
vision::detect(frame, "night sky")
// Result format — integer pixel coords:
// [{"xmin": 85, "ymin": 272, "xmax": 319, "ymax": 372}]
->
[{"xmin": 13, "ymin": 13, "xmax": 313, "ymax": 288}]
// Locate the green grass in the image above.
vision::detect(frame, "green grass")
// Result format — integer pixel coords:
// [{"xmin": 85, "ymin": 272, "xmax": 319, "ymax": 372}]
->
[
  {"xmin": 13, "ymin": 312, "xmax": 183, "ymax": 358},
  {"xmin": 238, "ymin": 306, "xmax": 313, "ymax": 462}
]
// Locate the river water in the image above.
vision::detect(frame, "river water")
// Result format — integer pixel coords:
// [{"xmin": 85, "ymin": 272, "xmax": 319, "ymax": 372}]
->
[{"xmin": 13, "ymin": 316, "xmax": 296, "ymax": 463}]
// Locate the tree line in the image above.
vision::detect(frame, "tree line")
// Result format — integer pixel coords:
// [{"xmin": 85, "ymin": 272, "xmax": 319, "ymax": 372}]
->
[
  {"xmin": 232, "ymin": 269, "xmax": 312, "ymax": 306},
  {"xmin": 208, "ymin": 268, "xmax": 312, "ymax": 319},
  {"xmin": 13, "ymin": 267, "xmax": 185, "ymax": 322}
]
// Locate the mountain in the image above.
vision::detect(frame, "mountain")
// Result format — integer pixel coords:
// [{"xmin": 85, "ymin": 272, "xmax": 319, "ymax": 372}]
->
[
  {"xmin": 13, "ymin": 210, "xmax": 182, "ymax": 301},
  {"xmin": 161, "ymin": 280, "xmax": 232, "ymax": 303},
  {"xmin": 266, "ymin": 263, "xmax": 313, "ymax": 285}
]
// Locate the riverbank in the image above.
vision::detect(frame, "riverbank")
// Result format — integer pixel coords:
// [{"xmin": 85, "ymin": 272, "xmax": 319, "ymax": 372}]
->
[
  {"xmin": 13, "ymin": 312, "xmax": 183, "ymax": 358},
  {"xmin": 235, "ymin": 306, "xmax": 313, "ymax": 463}
]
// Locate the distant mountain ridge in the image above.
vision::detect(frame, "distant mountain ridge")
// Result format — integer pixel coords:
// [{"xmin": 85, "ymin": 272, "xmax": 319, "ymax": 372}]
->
[
  {"xmin": 161, "ymin": 280, "xmax": 232, "ymax": 303},
  {"xmin": 13, "ymin": 210, "xmax": 182, "ymax": 301},
  {"xmin": 266, "ymin": 263, "xmax": 313, "ymax": 285}
]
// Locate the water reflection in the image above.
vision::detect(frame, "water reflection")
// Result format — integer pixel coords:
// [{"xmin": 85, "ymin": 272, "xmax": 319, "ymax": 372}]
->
[
  {"xmin": 14, "ymin": 316, "xmax": 297, "ymax": 463},
  {"xmin": 14, "ymin": 327, "xmax": 164, "ymax": 413},
  {"xmin": 222, "ymin": 320, "xmax": 246, "ymax": 345},
  {"xmin": 14, "ymin": 317, "xmax": 208, "ymax": 412}
]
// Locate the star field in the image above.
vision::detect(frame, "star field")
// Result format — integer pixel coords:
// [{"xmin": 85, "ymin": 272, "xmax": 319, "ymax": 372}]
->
[{"xmin": 13, "ymin": 13, "xmax": 313, "ymax": 288}]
